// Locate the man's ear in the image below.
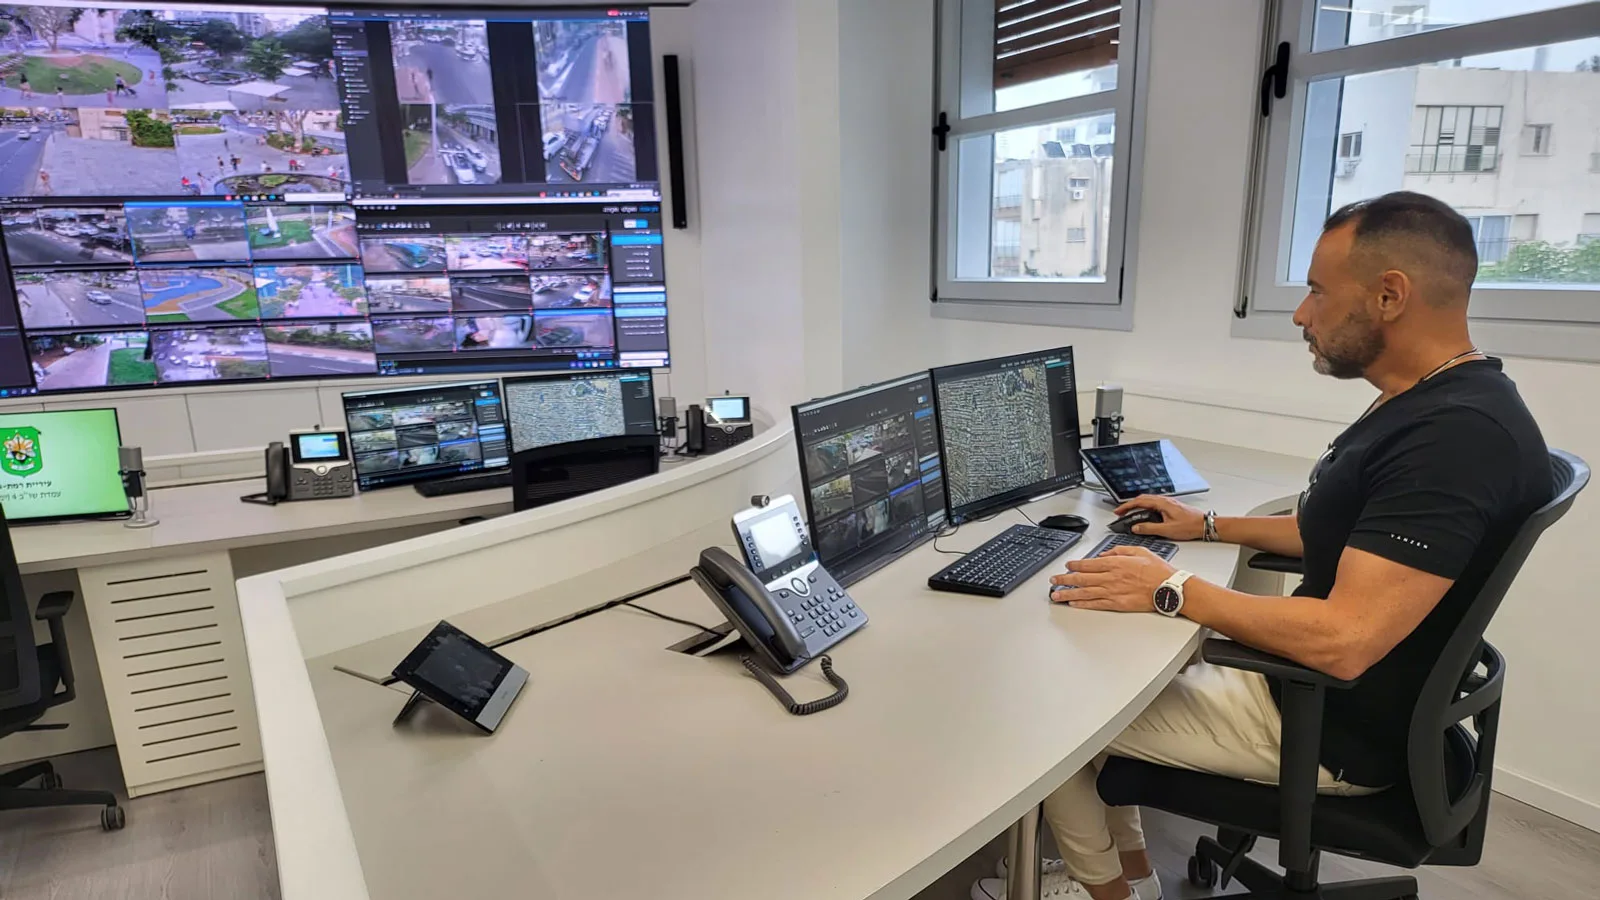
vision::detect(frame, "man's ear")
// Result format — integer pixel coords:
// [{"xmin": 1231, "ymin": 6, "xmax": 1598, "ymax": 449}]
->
[{"xmin": 1375, "ymin": 269, "xmax": 1410, "ymax": 322}]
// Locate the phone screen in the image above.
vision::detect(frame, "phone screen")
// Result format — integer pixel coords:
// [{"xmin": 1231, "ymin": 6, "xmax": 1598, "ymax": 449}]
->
[
  {"xmin": 735, "ymin": 498, "xmax": 815, "ymax": 581},
  {"xmin": 293, "ymin": 432, "xmax": 348, "ymax": 463}
]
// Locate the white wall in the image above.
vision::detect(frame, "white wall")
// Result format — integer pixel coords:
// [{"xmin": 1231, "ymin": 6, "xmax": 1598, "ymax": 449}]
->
[{"xmin": 834, "ymin": 0, "xmax": 1600, "ymax": 829}]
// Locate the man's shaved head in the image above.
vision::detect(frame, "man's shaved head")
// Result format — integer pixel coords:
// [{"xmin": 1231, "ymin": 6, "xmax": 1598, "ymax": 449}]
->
[{"xmin": 1321, "ymin": 191, "xmax": 1479, "ymax": 306}]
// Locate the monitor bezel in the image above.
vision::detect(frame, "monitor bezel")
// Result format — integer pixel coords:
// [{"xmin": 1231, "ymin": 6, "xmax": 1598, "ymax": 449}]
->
[
  {"xmin": 0, "ymin": 407, "xmax": 131, "ymax": 525},
  {"xmin": 929, "ymin": 346, "xmax": 1085, "ymax": 525}
]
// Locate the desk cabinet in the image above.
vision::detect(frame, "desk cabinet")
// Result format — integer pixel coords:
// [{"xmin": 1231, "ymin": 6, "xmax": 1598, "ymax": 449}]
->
[{"xmin": 79, "ymin": 551, "xmax": 263, "ymax": 797}]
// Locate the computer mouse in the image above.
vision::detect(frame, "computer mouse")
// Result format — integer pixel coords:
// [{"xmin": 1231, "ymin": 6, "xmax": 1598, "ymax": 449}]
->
[
  {"xmin": 1039, "ymin": 514, "xmax": 1090, "ymax": 532},
  {"xmin": 1108, "ymin": 508, "xmax": 1163, "ymax": 534}
]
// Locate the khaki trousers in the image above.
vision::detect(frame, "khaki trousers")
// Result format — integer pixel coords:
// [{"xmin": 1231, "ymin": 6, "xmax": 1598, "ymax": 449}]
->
[{"xmin": 1041, "ymin": 662, "xmax": 1380, "ymax": 886}]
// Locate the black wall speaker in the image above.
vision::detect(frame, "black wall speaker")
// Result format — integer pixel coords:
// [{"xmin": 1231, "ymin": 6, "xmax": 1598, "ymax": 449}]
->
[{"xmin": 663, "ymin": 54, "xmax": 690, "ymax": 230}]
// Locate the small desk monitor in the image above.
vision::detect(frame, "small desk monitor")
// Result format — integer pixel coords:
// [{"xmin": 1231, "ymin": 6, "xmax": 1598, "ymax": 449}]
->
[
  {"xmin": 791, "ymin": 372, "xmax": 948, "ymax": 585},
  {"xmin": 1081, "ymin": 440, "xmax": 1210, "ymax": 503},
  {"xmin": 502, "ymin": 370, "xmax": 657, "ymax": 454},
  {"xmin": 930, "ymin": 347, "xmax": 1084, "ymax": 523},
  {"xmin": 341, "ymin": 381, "xmax": 509, "ymax": 491},
  {"xmin": 0, "ymin": 408, "xmax": 129, "ymax": 523}
]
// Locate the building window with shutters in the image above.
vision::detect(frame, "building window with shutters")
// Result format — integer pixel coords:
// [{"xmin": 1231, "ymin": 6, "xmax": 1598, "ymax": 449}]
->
[
  {"xmin": 1408, "ymin": 105, "xmax": 1502, "ymax": 173},
  {"xmin": 933, "ymin": 0, "xmax": 1148, "ymax": 325}
]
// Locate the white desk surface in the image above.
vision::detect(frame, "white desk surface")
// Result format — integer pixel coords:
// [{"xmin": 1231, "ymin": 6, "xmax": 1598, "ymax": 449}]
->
[
  {"xmin": 11, "ymin": 453, "xmax": 712, "ymax": 574},
  {"xmin": 301, "ymin": 440, "xmax": 1311, "ymax": 900}
]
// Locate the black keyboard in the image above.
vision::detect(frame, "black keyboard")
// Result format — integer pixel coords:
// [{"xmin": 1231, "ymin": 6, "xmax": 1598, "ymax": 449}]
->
[
  {"xmin": 1083, "ymin": 533, "xmax": 1180, "ymax": 561},
  {"xmin": 414, "ymin": 471, "xmax": 513, "ymax": 497},
  {"xmin": 928, "ymin": 525, "xmax": 1083, "ymax": 597},
  {"xmin": 1047, "ymin": 535, "xmax": 1180, "ymax": 602}
]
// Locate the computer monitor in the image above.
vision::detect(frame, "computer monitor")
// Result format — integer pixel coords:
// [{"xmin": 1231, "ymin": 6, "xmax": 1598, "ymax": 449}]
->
[
  {"xmin": 341, "ymin": 380, "xmax": 510, "ymax": 490},
  {"xmin": 792, "ymin": 372, "xmax": 948, "ymax": 584},
  {"xmin": 930, "ymin": 346, "xmax": 1084, "ymax": 524},
  {"xmin": 502, "ymin": 370, "xmax": 657, "ymax": 453},
  {"xmin": 0, "ymin": 408, "xmax": 129, "ymax": 523}
]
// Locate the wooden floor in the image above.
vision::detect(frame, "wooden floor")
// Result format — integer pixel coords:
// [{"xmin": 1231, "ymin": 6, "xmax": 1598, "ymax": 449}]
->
[
  {"xmin": 0, "ymin": 749, "xmax": 1595, "ymax": 899},
  {"xmin": 0, "ymin": 749, "xmax": 277, "ymax": 900},
  {"xmin": 911, "ymin": 794, "xmax": 1600, "ymax": 900}
]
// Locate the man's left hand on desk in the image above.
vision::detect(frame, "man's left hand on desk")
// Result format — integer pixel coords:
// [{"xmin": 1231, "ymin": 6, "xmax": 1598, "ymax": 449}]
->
[{"xmin": 1049, "ymin": 546, "xmax": 1178, "ymax": 611}]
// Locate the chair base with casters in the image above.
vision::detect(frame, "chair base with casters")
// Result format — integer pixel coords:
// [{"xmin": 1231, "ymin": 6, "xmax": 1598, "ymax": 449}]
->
[{"xmin": 0, "ymin": 760, "xmax": 124, "ymax": 831}]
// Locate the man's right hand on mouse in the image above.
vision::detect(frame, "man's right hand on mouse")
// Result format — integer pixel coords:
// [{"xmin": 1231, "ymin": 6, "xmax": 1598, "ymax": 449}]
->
[{"xmin": 1114, "ymin": 495, "xmax": 1205, "ymax": 540}]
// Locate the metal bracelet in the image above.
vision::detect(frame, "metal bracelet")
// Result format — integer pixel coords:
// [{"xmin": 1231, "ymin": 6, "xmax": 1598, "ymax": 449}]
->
[{"xmin": 1203, "ymin": 510, "xmax": 1219, "ymax": 542}]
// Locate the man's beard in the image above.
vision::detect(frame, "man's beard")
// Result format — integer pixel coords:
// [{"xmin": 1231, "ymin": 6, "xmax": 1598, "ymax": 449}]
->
[{"xmin": 1304, "ymin": 311, "xmax": 1384, "ymax": 380}]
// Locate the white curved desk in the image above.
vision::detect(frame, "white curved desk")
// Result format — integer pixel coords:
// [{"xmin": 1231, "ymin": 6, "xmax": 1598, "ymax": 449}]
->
[{"xmin": 237, "ymin": 429, "xmax": 1311, "ymax": 900}]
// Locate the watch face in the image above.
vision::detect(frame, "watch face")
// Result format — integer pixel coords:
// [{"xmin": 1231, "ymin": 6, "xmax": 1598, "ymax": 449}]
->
[{"xmin": 1154, "ymin": 585, "xmax": 1181, "ymax": 614}]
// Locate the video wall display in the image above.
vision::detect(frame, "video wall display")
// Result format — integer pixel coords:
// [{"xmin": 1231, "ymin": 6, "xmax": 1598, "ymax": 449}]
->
[
  {"xmin": 0, "ymin": 4, "xmax": 666, "ymax": 397},
  {"xmin": 329, "ymin": 7, "xmax": 657, "ymax": 200},
  {"xmin": 0, "ymin": 4, "xmax": 656, "ymax": 204},
  {"xmin": 0, "ymin": 200, "xmax": 670, "ymax": 395}
]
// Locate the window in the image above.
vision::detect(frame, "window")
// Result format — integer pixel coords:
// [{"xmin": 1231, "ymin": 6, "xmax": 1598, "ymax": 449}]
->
[
  {"xmin": 1410, "ymin": 106, "xmax": 1502, "ymax": 173},
  {"xmin": 935, "ymin": 0, "xmax": 1146, "ymax": 319},
  {"xmin": 1240, "ymin": 1, "xmax": 1600, "ymax": 357},
  {"xmin": 1581, "ymin": 213, "xmax": 1600, "ymax": 245},
  {"xmin": 1522, "ymin": 123, "xmax": 1553, "ymax": 155}
]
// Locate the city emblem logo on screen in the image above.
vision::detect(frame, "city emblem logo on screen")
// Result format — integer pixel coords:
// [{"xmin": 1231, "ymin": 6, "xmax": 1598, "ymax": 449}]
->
[{"xmin": 1, "ymin": 428, "xmax": 43, "ymax": 478}]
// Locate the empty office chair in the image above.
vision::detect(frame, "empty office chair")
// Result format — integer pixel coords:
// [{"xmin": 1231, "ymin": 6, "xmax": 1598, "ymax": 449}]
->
[
  {"xmin": 0, "ymin": 505, "xmax": 125, "ymax": 830},
  {"xmin": 1097, "ymin": 448, "xmax": 1587, "ymax": 899}
]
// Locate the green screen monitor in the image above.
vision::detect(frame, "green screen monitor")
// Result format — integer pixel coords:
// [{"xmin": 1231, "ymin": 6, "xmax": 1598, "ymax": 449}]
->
[{"xmin": 0, "ymin": 408, "xmax": 129, "ymax": 524}]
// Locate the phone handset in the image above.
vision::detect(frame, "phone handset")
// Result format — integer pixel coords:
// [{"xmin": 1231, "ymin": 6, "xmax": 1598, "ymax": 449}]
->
[
  {"xmin": 690, "ymin": 547, "xmax": 808, "ymax": 670},
  {"xmin": 241, "ymin": 442, "xmax": 290, "ymax": 506}
]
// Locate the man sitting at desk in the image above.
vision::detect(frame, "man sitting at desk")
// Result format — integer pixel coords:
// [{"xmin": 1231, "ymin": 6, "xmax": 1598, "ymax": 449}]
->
[{"xmin": 973, "ymin": 192, "xmax": 1552, "ymax": 900}]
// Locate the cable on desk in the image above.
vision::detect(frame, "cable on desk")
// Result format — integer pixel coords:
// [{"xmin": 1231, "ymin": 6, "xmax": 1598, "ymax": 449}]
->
[
  {"xmin": 742, "ymin": 655, "xmax": 849, "ymax": 715},
  {"xmin": 624, "ymin": 601, "xmax": 720, "ymax": 635},
  {"xmin": 932, "ymin": 523, "xmax": 966, "ymax": 555},
  {"xmin": 1014, "ymin": 507, "xmax": 1039, "ymax": 527}
]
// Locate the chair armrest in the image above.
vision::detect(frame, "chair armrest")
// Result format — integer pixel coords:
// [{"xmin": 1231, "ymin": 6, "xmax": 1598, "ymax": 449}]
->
[
  {"xmin": 1202, "ymin": 638, "xmax": 1359, "ymax": 689},
  {"xmin": 34, "ymin": 590, "xmax": 75, "ymax": 622},
  {"xmin": 1246, "ymin": 552, "xmax": 1304, "ymax": 574},
  {"xmin": 34, "ymin": 591, "xmax": 76, "ymax": 702}
]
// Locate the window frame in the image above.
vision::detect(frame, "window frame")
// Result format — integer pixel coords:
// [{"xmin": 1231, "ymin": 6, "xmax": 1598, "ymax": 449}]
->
[
  {"xmin": 1236, "ymin": 1, "xmax": 1600, "ymax": 359},
  {"xmin": 931, "ymin": 0, "xmax": 1151, "ymax": 328}
]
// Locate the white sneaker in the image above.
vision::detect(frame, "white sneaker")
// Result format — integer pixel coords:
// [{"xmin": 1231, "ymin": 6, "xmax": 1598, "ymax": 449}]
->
[
  {"xmin": 971, "ymin": 871, "xmax": 1110, "ymax": 900},
  {"xmin": 993, "ymin": 859, "xmax": 1162, "ymax": 900},
  {"xmin": 994, "ymin": 856, "xmax": 1067, "ymax": 879}
]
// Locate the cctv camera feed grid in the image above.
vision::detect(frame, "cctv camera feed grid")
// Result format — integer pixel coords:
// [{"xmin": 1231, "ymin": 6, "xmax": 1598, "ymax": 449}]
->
[
  {"xmin": 329, "ymin": 6, "xmax": 657, "ymax": 201},
  {"xmin": 0, "ymin": 3, "xmax": 665, "ymax": 396},
  {"xmin": 0, "ymin": 200, "xmax": 669, "ymax": 394},
  {"xmin": 932, "ymin": 347, "xmax": 1084, "ymax": 523},
  {"xmin": 342, "ymin": 380, "xmax": 508, "ymax": 489},
  {"xmin": 0, "ymin": 4, "xmax": 656, "ymax": 204},
  {"xmin": 794, "ymin": 373, "xmax": 947, "ymax": 577},
  {"xmin": 502, "ymin": 370, "xmax": 655, "ymax": 453}
]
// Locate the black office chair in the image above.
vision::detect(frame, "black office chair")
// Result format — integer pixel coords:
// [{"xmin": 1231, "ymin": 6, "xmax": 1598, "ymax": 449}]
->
[
  {"xmin": 0, "ymin": 505, "xmax": 125, "ymax": 831},
  {"xmin": 1097, "ymin": 448, "xmax": 1588, "ymax": 900}
]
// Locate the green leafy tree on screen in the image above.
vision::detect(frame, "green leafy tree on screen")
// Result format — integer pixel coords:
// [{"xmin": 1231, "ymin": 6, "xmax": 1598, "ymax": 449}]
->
[{"xmin": 245, "ymin": 38, "xmax": 289, "ymax": 83}]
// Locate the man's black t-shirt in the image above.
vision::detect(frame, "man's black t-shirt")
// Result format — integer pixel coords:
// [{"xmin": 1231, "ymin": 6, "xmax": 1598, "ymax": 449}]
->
[{"xmin": 1285, "ymin": 358, "xmax": 1550, "ymax": 788}]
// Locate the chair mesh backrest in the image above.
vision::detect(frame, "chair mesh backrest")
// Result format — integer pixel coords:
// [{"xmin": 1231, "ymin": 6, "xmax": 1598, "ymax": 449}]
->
[
  {"xmin": 0, "ymin": 504, "xmax": 42, "ymax": 709},
  {"xmin": 1408, "ymin": 448, "xmax": 1588, "ymax": 844}
]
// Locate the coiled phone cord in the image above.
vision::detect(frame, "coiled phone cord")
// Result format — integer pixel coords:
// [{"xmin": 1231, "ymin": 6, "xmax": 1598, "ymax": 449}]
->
[{"xmin": 741, "ymin": 655, "xmax": 849, "ymax": 715}]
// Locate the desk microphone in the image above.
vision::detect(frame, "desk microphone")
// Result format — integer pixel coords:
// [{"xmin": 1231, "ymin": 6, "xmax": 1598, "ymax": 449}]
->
[
  {"xmin": 119, "ymin": 446, "xmax": 159, "ymax": 529},
  {"xmin": 1093, "ymin": 384, "xmax": 1124, "ymax": 447}
]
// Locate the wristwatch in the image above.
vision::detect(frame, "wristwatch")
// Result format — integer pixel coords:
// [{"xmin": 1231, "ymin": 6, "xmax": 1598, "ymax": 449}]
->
[{"xmin": 1153, "ymin": 571, "xmax": 1194, "ymax": 617}]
